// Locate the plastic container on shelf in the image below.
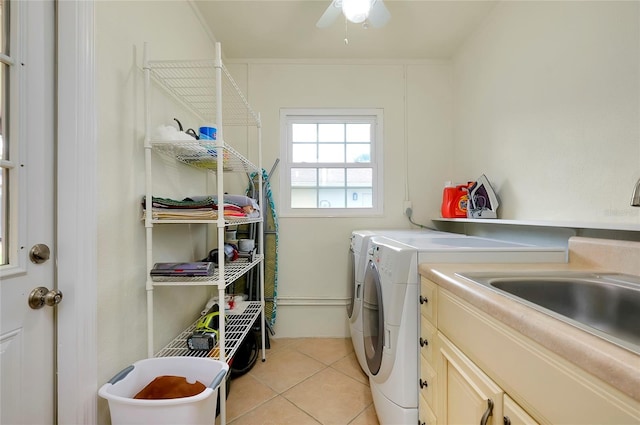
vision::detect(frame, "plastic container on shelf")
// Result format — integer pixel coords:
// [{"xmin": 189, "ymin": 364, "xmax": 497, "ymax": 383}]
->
[
  {"xmin": 198, "ymin": 123, "xmax": 217, "ymax": 141},
  {"xmin": 441, "ymin": 181, "xmax": 469, "ymax": 218},
  {"xmin": 98, "ymin": 356, "xmax": 228, "ymax": 425}
]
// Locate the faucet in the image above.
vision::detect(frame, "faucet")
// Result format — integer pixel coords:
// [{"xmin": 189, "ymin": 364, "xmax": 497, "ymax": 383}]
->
[{"xmin": 632, "ymin": 177, "xmax": 640, "ymax": 207}]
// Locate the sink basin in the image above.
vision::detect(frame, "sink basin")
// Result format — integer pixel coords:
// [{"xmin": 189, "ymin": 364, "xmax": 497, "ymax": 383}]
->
[{"xmin": 456, "ymin": 271, "xmax": 640, "ymax": 354}]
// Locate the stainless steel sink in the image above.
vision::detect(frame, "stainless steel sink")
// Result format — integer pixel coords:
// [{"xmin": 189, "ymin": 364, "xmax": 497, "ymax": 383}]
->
[{"xmin": 455, "ymin": 271, "xmax": 640, "ymax": 354}]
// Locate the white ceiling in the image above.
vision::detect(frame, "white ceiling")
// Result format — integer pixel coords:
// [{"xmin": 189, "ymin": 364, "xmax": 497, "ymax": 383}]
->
[{"xmin": 193, "ymin": 0, "xmax": 499, "ymax": 60}]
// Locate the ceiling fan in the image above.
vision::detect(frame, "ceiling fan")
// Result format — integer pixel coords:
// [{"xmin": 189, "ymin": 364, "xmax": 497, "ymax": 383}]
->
[{"xmin": 316, "ymin": 0, "xmax": 391, "ymax": 29}]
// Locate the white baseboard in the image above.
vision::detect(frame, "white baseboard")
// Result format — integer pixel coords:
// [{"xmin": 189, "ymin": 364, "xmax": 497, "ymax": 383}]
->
[
  {"xmin": 276, "ymin": 296, "xmax": 349, "ymax": 306},
  {"xmin": 271, "ymin": 298, "xmax": 351, "ymax": 338}
]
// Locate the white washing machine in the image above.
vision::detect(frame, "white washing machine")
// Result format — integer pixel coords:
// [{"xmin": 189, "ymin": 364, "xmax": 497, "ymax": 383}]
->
[
  {"xmin": 349, "ymin": 230, "xmax": 377, "ymax": 374},
  {"xmin": 362, "ymin": 235, "xmax": 567, "ymax": 425},
  {"xmin": 349, "ymin": 229, "xmax": 458, "ymax": 375}
]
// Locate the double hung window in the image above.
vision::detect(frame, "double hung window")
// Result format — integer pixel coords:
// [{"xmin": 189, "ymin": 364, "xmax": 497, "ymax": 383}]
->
[{"xmin": 280, "ymin": 108, "xmax": 383, "ymax": 216}]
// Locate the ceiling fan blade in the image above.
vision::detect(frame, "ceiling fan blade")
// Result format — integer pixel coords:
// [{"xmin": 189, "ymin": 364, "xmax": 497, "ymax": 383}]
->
[
  {"xmin": 368, "ymin": 0, "xmax": 390, "ymax": 28},
  {"xmin": 316, "ymin": 0, "xmax": 342, "ymax": 28}
]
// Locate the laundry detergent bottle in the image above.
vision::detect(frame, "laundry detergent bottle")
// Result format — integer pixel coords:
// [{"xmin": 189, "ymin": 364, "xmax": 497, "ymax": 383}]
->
[{"xmin": 441, "ymin": 182, "xmax": 469, "ymax": 218}]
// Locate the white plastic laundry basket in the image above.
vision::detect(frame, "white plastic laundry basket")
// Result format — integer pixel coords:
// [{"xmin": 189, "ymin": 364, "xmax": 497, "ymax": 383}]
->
[{"xmin": 98, "ymin": 356, "xmax": 228, "ymax": 425}]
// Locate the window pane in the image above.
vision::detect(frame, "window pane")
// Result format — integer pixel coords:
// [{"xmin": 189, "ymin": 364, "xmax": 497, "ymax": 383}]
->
[
  {"xmin": 0, "ymin": 9, "xmax": 6, "ymax": 264},
  {"xmin": 0, "ymin": 63, "xmax": 5, "ymax": 161},
  {"xmin": 319, "ymin": 188, "xmax": 345, "ymax": 208},
  {"xmin": 292, "ymin": 144, "xmax": 317, "ymax": 163},
  {"xmin": 0, "ymin": 167, "xmax": 5, "ymax": 264},
  {"xmin": 318, "ymin": 144, "xmax": 344, "ymax": 163},
  {"xmin": 346, "ymin": 144, "xmax": 370, "ymax": 163},
  {"xmin": 0, "ymin": 0, "xmax": 7, "ymax": 55},
  {"xmin": 318, "ymin": 123, "xmax": 344, "ymax": 143},
  {"xmin": 347, "ymin": 188, "xmax": 372, "ymax": 208},
  {"xmin": 291, "ymin": 168, "xmax": 317, "ymax": 187},
  {"xmin": 283, "ymin": 109, "xmax": 381, "ymax": 215},
  {"xmin": 346, "ymin": 124, "xmax": 370, "ymax": 142},
  {"xmin": 292, "ymin": 123, "xmax": 317, "ymax": 142},
  {"xmin": 347, "ymin": 168, "xmax": 372, "ymax": 186},
  {"xmin": 291, "ymin": 188, "xmax": 317, "ymax": 208},
  {"xmin": 319, "ymin": 168, "xmax": 345, "ymax": 187}
]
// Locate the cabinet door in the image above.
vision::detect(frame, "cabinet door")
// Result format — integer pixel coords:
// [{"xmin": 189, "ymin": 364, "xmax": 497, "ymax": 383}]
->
[
  {"xmin": 420, "ymin": 354, "xmax": 438, "ymax": 409},
  {"xmin": 438, "ymin": 333, "xmax": 504, "ymax": 425},
  {"xmin": 503, "ymin": 395, "xmax": 539, "ymax": 425},
  {"xmin": 420, "ymin": 314, "xmax": 437, "ymax": 364},
  {"xmin": 419, "ymin": 393, "xmax": 438, "ymax": 425},
  {"xmin": 420, "ymin": 277, "xmax": 438, "ymax": 325}
]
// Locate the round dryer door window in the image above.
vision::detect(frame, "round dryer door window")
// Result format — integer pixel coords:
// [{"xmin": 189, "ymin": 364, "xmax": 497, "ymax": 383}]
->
[
  {"xmin": 347, "ymin": 248, "xmax": 355, "ymax": 319},
  {"xmin": 362, "ymin": 259, "xmax": 384, "ymax": 375}
]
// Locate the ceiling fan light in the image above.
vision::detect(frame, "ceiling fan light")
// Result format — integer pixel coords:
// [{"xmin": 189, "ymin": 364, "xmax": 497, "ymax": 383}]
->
[{"xmin": 342, "ymin": 0, "xmax": 372, "ymax": 24}]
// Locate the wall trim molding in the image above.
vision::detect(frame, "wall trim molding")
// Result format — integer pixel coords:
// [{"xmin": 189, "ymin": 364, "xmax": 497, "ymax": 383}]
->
[
  {"xmin": 56, "ymin": 1, "xmax": 98, "ymax": 423},
  {"xmin": 276, "ymin": 296, "xmax": 349, "ymax": 306}
]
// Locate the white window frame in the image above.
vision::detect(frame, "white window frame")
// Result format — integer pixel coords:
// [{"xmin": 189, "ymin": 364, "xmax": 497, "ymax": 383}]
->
[
  {"xmin": 280, "ymin": 108, "xmax": 383, "ymax": 217},
  {"xmin": 0, "ymin": 0, "xmax": 26, "ymax": 273}
]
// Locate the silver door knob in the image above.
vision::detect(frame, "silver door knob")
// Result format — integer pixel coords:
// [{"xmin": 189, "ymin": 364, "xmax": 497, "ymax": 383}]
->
[
  {"xmin": 29, "ymin": 244, "xmax": 51, "ymax": 264},
  {"xmin": 28, "ymin": 287, "xmax": 63, "ymax": 309}
]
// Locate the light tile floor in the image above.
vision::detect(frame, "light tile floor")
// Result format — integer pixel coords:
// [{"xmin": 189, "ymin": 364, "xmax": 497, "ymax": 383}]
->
[{"xmin": 218, "ymin": 338, "xmax": 380, "ymax": 425}]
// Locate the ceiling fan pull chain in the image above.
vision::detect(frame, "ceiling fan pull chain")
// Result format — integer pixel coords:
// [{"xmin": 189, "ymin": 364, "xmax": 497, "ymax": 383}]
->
[{"xmin": 344, "ymin": 17, "xmax": 349, "ymax": 45}]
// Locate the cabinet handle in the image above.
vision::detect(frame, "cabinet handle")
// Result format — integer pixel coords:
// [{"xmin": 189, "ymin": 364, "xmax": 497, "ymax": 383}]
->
[
  {"xmin": 480, "ymin": 399, "xmax": 494, "ymax": 425},
  {"xmin": 419, "ymin": 378, "xmax": 428, "ymax": 389},
  {"xmin": 504, "ymin": 416, "xmax": 511, "ymax": 425},
  {"xmin": 419, "ymin": 295, "xmax": 428, "ymax": 304},
  {"xmin": 420, "ymin": 337, "xmax": 429, "ymax": 347}
]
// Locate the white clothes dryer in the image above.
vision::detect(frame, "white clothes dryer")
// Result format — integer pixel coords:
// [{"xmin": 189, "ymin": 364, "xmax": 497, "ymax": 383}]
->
[
  {"xmin": 348, "ymin": 229, "xmax": 457, "ymax": 375},
  {"xmin": 349, "ymin": 230, "xmax": 377, "ymax": 374},
  {"xmin": 362, "ymin": 236, "xmax": 566, "ymax": 425}
]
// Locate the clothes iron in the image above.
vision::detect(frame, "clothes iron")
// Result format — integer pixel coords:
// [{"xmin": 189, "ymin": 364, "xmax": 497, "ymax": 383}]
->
[{"xmin": 467, "ymin": 174, "xmax": 499, "ymax": 218}]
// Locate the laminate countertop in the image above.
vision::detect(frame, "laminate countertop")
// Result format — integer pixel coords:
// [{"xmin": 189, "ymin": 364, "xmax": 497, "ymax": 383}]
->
[{"xmin": 419, "ymin": 259, "xmax": 640, "ymax": 404}]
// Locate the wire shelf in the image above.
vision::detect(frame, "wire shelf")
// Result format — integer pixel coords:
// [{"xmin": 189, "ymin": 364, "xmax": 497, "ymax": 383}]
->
[
  {"xmin": 155, "ymin": 301, "xmax": 262, "ymax": 361},
  {"xmin": 151, "ymin": 141, "xmax": 259, "ymax": 174},
  {"xmin": 151, "ymin": 255, "xmax": 263, "ymax": 287},
  {"xmin": 146, "ymin": 59, "xmax": 260, "ymax": 127},
  {"xmin": 150, "ymin": 216, "xmax": 263, "ymax": 226}
]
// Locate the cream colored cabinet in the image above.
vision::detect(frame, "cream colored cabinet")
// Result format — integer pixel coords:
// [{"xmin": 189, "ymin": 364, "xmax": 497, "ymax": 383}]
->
[
  {"xmin": 503, "ymin": 395, "xmax": 539, "ymax": 425},
  {"xmin": 420, "ymin": 276, "xmax": 438, "ymax": 324},
  {"xmin": 419, "ymin": 277, "xmax": 439, "ymax": 424},
  {"xmin": 436, "ymin": 332, "xmax": 539, "ymax": 425},
  {"xmin": 420, "ymin": 276, "xmax": 515, "ymax": 425},
  {"xmin": 437, "ymin": 333, "xmax": 504, "ymax": 425},
  {"xmin": 419, "ymin": 275, "xmax": 640, "ymax": 425},
  {"xmin": 419, "ymin": 394, "xmax": 437, "ymax": 425}
]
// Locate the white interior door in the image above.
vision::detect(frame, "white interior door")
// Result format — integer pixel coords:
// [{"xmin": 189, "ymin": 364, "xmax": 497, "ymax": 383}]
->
[{"xmin": 0, "ymin": 1, "xmax": 56, "ymax": 423}]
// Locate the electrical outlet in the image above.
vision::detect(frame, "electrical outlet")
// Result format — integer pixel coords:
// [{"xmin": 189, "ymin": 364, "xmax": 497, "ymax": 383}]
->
[
  {"xmin": 403, "ymin": 200, "xmax": 412, "ymax": 212},
  {"xmin": 405, "ymin": 207, "xmax": 413, "ymax": 218}
]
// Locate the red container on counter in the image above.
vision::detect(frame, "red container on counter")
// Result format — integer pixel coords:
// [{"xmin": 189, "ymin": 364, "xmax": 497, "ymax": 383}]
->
[{"xmin": 441, "ymin": 183, "xmax": 469, "ymax": 218}]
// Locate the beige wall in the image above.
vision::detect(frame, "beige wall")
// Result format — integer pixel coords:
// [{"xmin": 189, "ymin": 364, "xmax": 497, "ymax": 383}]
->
[
  {"xmin": 452, "ymin": 1, "xmax": 640, "ymax": 224},
  {"xmin": 225, "ymin": 60, "xmax": 454, "ymax": 336},
  {"xmin": 96, "ymin": 2, "xmax": 217, "ymax": 423},
  {"xmin": 95, "ymin": 4, "xmax": 640, "ymax": 419}
]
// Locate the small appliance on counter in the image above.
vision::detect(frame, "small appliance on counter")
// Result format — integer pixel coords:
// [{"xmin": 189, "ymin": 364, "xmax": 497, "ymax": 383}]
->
[{"xmin": 467, "ymin": 174, "xmax": 499, "ymax": 218}]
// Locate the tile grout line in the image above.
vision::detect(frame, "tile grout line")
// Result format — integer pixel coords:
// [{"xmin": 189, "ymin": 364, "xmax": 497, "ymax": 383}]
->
[{"xmin": 226, "ymin": 338, "xmax": 374, "ymax": 425}]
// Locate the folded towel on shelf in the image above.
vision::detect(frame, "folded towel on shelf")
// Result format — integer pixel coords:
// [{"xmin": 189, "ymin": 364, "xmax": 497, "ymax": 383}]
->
[
  {"xmin": 141, "ymin": 195, "xmax": 260, "ymax": 220},
  {"xmin": 144, "ymin": 196, "xmax": 215, "ymax": 209},
  {"xmin": 190, "ymin": 194, "xmax": 260, "ymax": 217},
  {"xmin": 142, "ymin": 209, "xmax": 218, "ymax": 220}
]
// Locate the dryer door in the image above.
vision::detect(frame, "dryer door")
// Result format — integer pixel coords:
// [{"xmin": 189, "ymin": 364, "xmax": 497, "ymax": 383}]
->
[
  {"xmin": 347, "ymin": 247, "xmax": 356, "ymax": 320},
  {"xmin": 363, "ymin": 259, "xmax": 384, "ymax": 375}
]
